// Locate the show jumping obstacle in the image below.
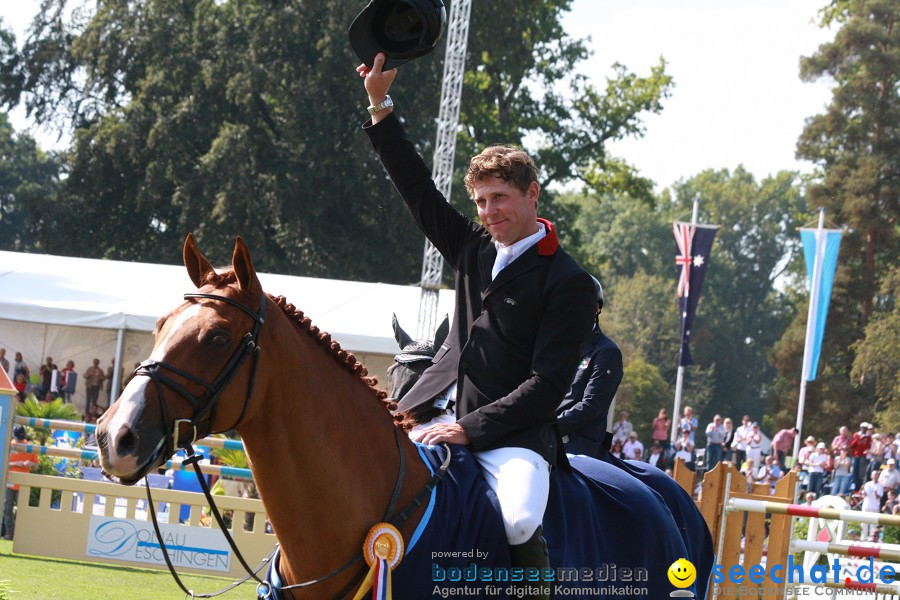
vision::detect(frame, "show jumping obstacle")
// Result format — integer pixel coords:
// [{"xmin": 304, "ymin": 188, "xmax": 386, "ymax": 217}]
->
[
  {"xmin": 12, "ymin": 416, "xmax": 253, "ymax": 480},
  {"xmin": 676, "ymin": 459, "xmax": 900, "ymax": 599}
]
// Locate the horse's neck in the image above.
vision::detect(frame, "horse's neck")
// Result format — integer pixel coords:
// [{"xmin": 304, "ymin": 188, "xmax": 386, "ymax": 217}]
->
[{"xmin": 238, "ymin": 314, "xmax": 429, "ymax": 596}]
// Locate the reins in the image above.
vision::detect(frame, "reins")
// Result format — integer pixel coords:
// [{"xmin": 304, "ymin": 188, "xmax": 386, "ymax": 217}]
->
[{"xmin": 134, "ymin": 290, "xmax": 451, "ymax": 600}]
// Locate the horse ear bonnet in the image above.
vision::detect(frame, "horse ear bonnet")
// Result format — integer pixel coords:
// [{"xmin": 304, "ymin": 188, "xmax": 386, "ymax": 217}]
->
[
  {"xmin": 395, "ymin": 340, "xmax": 436, "ymax": 364},
  {"xmin": 349, "ymin": 0, "xmax": 447, "ymax": 69}
]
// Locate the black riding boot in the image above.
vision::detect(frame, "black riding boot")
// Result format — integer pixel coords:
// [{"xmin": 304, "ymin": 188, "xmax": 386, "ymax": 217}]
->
[{"xmin": 508, "ymin": 525, "xmax": 551, "ymax": 600}]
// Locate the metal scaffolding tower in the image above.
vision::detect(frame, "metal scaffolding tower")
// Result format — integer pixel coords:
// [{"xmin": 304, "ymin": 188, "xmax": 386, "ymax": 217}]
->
[{"xmin": 416, "ymin": 0, "xmax": 473, "ymax": 340}]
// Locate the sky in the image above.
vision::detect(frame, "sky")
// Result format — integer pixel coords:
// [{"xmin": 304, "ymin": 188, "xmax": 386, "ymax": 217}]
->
[
  {"xmin": 561, "ymin": 0, "xmax": 835, "ymax": 189},
  {"xmin": 3, "ymin": 0, "xmax": 836, "ymax": 191}
]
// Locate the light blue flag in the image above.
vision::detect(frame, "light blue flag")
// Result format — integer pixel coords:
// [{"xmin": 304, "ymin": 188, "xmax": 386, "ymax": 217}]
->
[{"xmin": 799, "ymin": 228, "xmax": 842, "ymax": 381}]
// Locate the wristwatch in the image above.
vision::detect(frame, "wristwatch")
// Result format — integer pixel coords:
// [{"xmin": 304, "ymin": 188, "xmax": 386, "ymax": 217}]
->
[{"xmin": 367, "ymin": 95, "xmax": 393, "ymax": 115}]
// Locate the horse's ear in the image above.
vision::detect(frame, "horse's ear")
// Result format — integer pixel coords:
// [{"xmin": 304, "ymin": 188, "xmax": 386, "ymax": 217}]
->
[
  {"xmin": 392, "ymin": 313, "xmax": 413, "ymax": 350},
  {"xmin": 433, "ymin": 314, "xmax": 450, "ymax": 352},
  {"xmin": 232, "ymin": 236, "xmax": 262, "ymax": 296},
  {"xmin": 183, "ymin": 233, "xmax": 216, "ymax": 288}
]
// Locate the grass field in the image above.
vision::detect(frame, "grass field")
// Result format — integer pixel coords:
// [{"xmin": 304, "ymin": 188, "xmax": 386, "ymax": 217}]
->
[{"xmin": 0, "ymin": 539, "xmax": 257, "ymax": 599}]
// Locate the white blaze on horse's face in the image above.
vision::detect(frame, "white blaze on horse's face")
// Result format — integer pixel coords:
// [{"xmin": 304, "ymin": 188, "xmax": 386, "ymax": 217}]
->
[
  {"xmin": 100, "ymin": 303, "xmax": 204, "ymax": 481},
  {"xmin": 102, "ymin": 377, "xmax": 151, "ymax": 475},
  {"xmin": 150, "ymin": 303, "xmax": 204, "ymax": 362}
]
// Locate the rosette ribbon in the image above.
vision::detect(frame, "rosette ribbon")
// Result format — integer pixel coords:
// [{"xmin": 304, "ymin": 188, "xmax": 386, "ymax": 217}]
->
[{"xmin": 352, "ymin": 523, "xmax": 404, "ymax": 600}]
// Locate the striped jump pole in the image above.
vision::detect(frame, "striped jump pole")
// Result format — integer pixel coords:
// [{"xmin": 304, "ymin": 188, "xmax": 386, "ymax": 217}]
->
[
  {"xmin": 11, "ymin": 442, "xmax": 254, "ymax": 481},
  {"xmin": 728, "ymin": 497, "xmax": 900, "ymax": 528},
  {"xmin": 791, "ymin": 540, "xmax": 900, "ymax": 563},
  {"xmin": 14, "ymin": 416, "xmax": 245, "ymax": 452},
  {"xmin": 15, "ymin": 416, "xmax": 97, "ymax": 434}
]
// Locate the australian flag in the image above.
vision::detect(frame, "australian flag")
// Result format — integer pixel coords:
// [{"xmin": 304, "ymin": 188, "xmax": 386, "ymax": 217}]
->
[{"xmin": 674, "ymin": 222, "xmax": 719, "ymax": 366}]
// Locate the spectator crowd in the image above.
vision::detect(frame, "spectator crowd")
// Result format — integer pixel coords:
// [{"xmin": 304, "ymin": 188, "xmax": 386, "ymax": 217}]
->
[
  {"xmin": 605, "ymin": 406, "xmax": 900, "ymax": 533},
  {"xmin": 2, "ymin": 347, "xmax": 134, "ymax": 423}
]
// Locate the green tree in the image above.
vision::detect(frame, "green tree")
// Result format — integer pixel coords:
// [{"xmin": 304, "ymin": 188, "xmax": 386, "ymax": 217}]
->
[
  {"xmin": 769, "ymin": 0, "xmax": 899, "ymax": 438},
  {"xmin": 564, "ymin": 166, "xmax": 804, "ymax": 433},
  {"xmin": 614, "ymin": 356, "xmax": 670, "ymax": 443},
  {"xmin": 851, "ymin": 264, "xmax": 900, "ymax": 430},
  {"xmin": 796, "ymin": 0, "xmax": 900, "ymax": 320},
  {"xmin": 665, "ymin": 168, "xmax": 806, "ymax": 424},
  {"xmin": 5, "ymin": 0, "xmax": 671, "ymax": 283},
  {"xmin": 0, "ymin": 112, "xmax": 61, "ymax": 252},
  {"xmin": 458, "ymin": 1, "xmax": 671, "ymax": 212}
]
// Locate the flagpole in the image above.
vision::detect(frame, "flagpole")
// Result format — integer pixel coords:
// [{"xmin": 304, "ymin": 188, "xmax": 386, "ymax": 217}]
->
[
  {"xmin": 671, "ymin": 198, "xmax": 699, "ymax": 444},
  {"xmin": 793, "ymin": 207, "xmax": 826, "ymax": 462}
]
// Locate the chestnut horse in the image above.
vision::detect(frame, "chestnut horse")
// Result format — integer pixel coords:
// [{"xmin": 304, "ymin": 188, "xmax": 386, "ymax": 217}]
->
[{"xmin": 98, "ymin": 235, "xmax": 695, "ymax": 599}]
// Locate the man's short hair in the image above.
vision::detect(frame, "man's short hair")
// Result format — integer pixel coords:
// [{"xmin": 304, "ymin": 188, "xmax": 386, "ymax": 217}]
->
[{"xmin": 464, "ymin": 145, "xmax": 539, "ymax": 197}]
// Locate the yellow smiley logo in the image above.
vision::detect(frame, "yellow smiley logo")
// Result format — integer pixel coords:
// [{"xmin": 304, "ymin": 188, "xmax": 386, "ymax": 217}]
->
[{"xmin": 668, "ymin": 558, "xmax": 696, "ymax": 589}]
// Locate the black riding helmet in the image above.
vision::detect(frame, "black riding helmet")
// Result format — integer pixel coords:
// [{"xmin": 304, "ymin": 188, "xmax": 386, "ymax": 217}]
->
[
  {"xmin": 349, "ymin": 0, "xmax": 447, "ymax": 69},
  {"xmin": 591, "ymin": 275, "xmax": 604, "ymax": 313}
]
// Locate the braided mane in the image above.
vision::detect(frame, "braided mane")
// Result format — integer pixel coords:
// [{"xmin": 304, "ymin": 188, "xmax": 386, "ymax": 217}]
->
[{"xmin": 202, "ymin": 270, "xmax": 399, "ymax": 418}]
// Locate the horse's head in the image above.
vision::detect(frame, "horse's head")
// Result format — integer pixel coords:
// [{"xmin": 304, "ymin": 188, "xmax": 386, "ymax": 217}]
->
[
  {"xmin": 97, "ymin": 234, "xmax": 267, "ymax": 484},
  {"xmin": 386, "ymin": 314, "xmax": 448, "ymax": 429}
]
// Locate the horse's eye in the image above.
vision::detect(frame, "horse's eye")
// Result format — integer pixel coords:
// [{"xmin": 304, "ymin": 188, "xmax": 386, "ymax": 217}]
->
[{"xmin": 210, "ymin": 332, "xmax": 230, "ymax": 347}]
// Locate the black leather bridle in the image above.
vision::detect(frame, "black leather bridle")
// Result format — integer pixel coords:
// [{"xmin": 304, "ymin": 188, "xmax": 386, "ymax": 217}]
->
[
  {"xmin": 133, "ymin": 290, "xmax": 452, "ymax": 600},
  {"xmin": 135, "ymin": 291, "xmax": 266, "ymax": 455},
  {"xmin": 132, "ymin": 291, "xmax": 269, "ymax": 597}
]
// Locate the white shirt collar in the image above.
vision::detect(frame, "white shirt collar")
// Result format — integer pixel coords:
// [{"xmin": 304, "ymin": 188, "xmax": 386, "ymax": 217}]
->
[{"xmin": 493, "ymin": 222, "xmax": 546, "ymax": 264}]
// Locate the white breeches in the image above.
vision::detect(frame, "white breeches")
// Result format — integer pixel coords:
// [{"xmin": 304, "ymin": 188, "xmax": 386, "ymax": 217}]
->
[
  {"xmin": 410, "ymin": 409, "xmax": 550, "ymax": 545},
  {"xmin": 473, "ymin": 447, "xmax": 550, "ymax": 545}
]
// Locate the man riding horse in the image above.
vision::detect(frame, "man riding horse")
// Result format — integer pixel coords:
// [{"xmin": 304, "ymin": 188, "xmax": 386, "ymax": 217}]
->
[{"xmin": 357, "ymin": 52, "xmax": 597, "ymax": 600}]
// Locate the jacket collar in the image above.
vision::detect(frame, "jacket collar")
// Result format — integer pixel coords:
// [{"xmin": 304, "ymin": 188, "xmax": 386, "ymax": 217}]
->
[
  {"xmin": 536, "ymin": 218, "xmax": 559, "ymax": 255},
  {"xmin": 479, "ymin": 218, "xmax": 560, "ymax": 295}
]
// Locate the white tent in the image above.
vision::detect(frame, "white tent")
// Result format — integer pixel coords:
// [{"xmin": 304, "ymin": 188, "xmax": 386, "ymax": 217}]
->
[{"xmin": 0, "ymin": 250, "xmax": 455, "ymax": 414}]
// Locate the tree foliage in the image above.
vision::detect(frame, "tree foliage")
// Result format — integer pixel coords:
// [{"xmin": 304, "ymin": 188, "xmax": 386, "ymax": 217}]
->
[
  {"xmin": 769, "ymin": 0, "xmax": 899, "ymax": 436},
  {"xmin": 0, "ymin": 111, "xmax": 61, "ymax": 252},
  {"xmin": 851, "ymin": 264, "xmax": 900, "ymax": 430},
  {"xmin": 1, "ymin": 0, "xmax": 670, "ymax": 284},
  {"xmin": 560, "ymin": 165, "xmax": 805, "ymax": 437}
]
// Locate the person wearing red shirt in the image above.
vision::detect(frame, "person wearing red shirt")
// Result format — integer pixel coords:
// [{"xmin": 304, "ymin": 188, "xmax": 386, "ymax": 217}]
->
[{"xmin": 849, "ymin": 422, "xmax": 873, "ymax": 492}]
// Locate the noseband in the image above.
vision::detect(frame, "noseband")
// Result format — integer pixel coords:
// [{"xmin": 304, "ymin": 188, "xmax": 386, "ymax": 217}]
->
[{"xmin": 134, "ymin": 292, "xmax": 266, "ymax": 455}]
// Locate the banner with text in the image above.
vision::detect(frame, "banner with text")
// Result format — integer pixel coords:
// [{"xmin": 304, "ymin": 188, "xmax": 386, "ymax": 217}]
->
[{"xmin": 86, "ymin": 515, "xmax": 232, "ymax": 572}]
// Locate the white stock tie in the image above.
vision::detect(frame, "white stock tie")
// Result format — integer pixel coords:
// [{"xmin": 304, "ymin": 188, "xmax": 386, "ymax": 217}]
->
[{"xmin": 491, "ymin": 247, "xmax": 513, "ymax": 281}]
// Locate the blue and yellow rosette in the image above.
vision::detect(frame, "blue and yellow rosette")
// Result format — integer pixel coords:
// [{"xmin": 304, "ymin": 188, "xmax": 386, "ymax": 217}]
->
[{"xmin": 352, "ymin": 523, "xmax": 404, "ymax": 600}]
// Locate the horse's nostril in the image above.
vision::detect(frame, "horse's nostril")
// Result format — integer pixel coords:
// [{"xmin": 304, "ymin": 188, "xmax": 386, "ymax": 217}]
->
[{"xmin": 114, "ymin": 425, "xmax": 137, "ymax": 456}]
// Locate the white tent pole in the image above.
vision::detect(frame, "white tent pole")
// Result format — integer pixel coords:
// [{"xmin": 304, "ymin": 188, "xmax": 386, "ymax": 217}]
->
[{"xmin": 111, "ymin": 328, "xmax": 125, "ymax": 402}]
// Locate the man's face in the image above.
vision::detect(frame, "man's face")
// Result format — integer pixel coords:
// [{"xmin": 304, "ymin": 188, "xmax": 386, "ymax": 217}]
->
[{"xmin": 472, "ymin": 176, "xmax": 539, "ymax": 246}]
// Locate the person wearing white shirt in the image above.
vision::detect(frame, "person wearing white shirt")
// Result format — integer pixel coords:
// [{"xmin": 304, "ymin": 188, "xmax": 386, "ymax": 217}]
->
[
  {"xmin": 746, "ymin": 423, "xmax": 763, "ymax": 467},
  {"xmin": 804, "ymin": 443, "xmax": 829, "ymax": 498},
  {"xmin": 611, "ymin": 411, "xmax": 633, "ymax": 446},
  {"xmin": 623, "ymin": 431, "xmax": 644, "ymax": 461},
  {"xmin": 861, "ymin": 470, "xmax": 885, "ymax": 540},
  {"xmin": 679, "ymin": 406, "xmax": 698, "ymax": 444},
  {"xmin": 674, "ymin": 430, "xmax": 695, "ymax": 469},
  {"xmin": 880, "ymin": 458, "xmax": 900, "ymax": 494},
  {"xmin": 733, "ymin": 415, "xmax": 752, "ymax": 466},
  {"xmin": 705, "ymin": 415, "xmax": 726, "ymax": 469}
]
